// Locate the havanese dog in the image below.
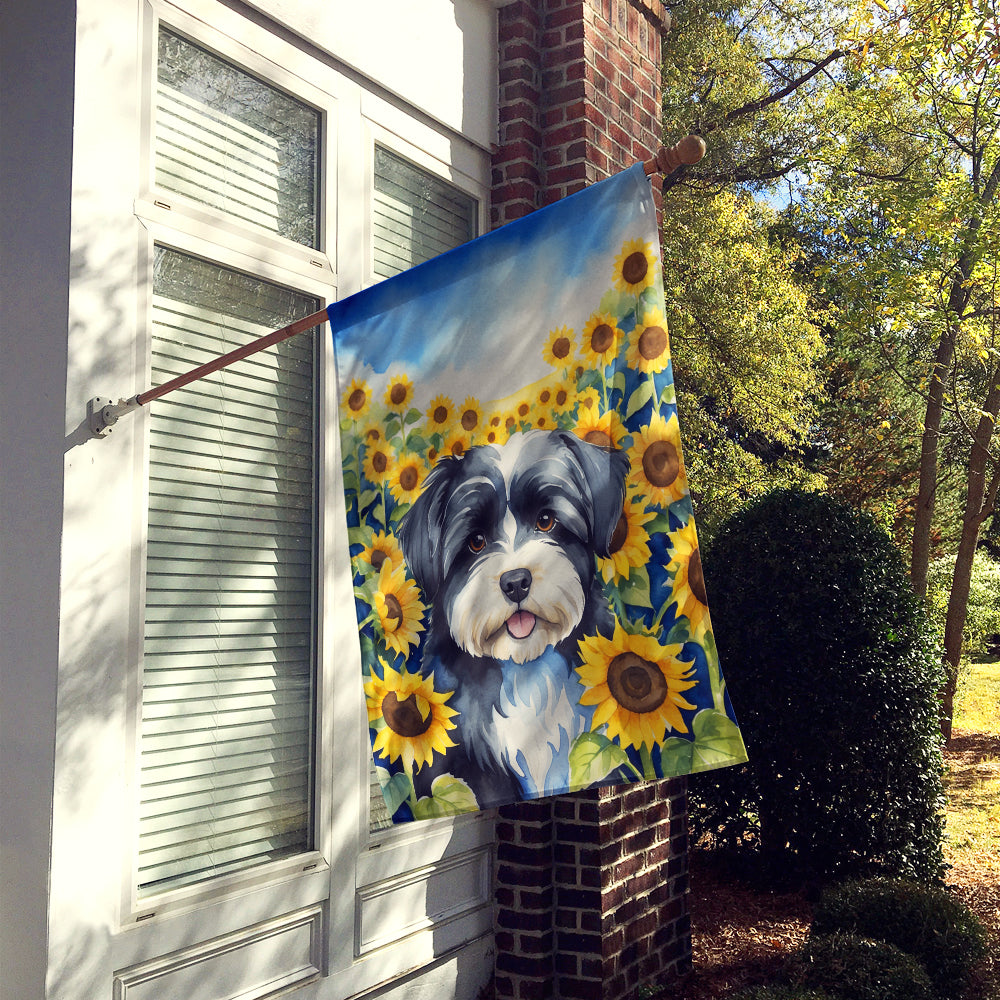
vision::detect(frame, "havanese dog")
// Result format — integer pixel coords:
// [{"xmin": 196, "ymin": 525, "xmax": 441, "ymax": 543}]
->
[{"xmin": 397, "ymin": 429, "xmax": 629, "ymax": 809}]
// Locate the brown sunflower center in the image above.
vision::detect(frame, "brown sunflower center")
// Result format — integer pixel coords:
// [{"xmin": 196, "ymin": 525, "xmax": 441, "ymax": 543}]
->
[
  {"xmin": 372, "ymin": 451, "xmax": 388, "ymax": 474},
  {"xmin": 539, "ymin": 389, "xmax": 551, "ymax": 405},
  {"xmin": 449, "ymin": 440, "xmax": 465, "ymax": 457},
  {"xmin": 622, "ymin": 251, "xmax": 649, "ymax": 286},
  {"xmin": 607, "ymin": 652, "xmax": 668, "ymax": 714},
  {"xmin": 688, "ymin": 547, "xmax": 708, "ymax": 605},
  {"xmin": 370, "ymin": 549, "xmax": 388, "ymax": 571},
  {"xmin": 382, "ymin": 593, "xmax": 402, "ymax": 626},
  {"xmin": 556, "ymin": 389, "xmax": 568, "ymax": 407},
  {"xmin": 518, "ymin": 402, "xmax": 531, "ymax": 418},
  {"xmin": 609, "ymin": 513, "xmax": 629, "ymax": 554},
  {"xmin": 382, "ymin": 691, "xmax": 432, "ymax": 738},
  {"xmin": 399, "ymin": 465, "xmax": 419, "ymax": 492},
  {"xmin": 584, "ymin": 429, "xmax": 614, "ymax": 449},
  {"xmin": 642, "ymin": 439, "xmax": 679, "ymax": 488},
  {"xmin": 461, "ymin": 409, "xmax": 478, "ymax": 431},
  {"xmin": 390, "ymin": 383, "xmax": 408, "ymax": 405},
  {"xmin": 552, "ymin": 336, "xmax": 571, "ymax": 359},
  {"xmin": 591, "ymin": 323, "xmax": 615, "ymax": 353},
  {"xmin": 348, "ymin": 388, "xmax": 367, "ymax": 412},
  {"xmin": 433, "ymin": 405, "xmax": 448, "ymax": 424},
  {"xmin": 638, "ymin": 325, "xmax": 667, "ymax": 361}
]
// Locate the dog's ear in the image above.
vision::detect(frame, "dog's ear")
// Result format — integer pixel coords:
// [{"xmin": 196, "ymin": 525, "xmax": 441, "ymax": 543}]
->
[
  {"xmin": 557, "ymin": 432, "xmax": 630, "ymax": 557},
  {"xmin": 396, "ymin": 456, "xmax": 463, "ymax": 600}
]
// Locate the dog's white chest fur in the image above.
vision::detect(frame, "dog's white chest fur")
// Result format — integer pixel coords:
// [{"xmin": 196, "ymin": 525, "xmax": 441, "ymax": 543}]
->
[{"xmin": 487, "ymin": 650, "xmax": 590, "ymax": 796}]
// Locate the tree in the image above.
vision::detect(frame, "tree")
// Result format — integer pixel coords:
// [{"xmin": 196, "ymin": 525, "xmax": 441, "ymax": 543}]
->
[{"xmin": 803, "ymin": 0, "xmax": 1000, "ymax": 736}]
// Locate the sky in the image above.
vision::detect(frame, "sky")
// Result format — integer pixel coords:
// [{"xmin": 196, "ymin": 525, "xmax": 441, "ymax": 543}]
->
[{"xmin": 328, "ymin": 163, "xmax": 659, "ymax": 411}]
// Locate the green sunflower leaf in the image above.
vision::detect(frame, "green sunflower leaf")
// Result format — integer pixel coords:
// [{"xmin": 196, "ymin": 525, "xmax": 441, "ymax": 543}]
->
[
  {"xmin": 659, "ymin": 382, "xmax": 676, "ymax": 406},
  {"xmin": 691, "ymin": 709, "xmax": 748, "ymax": 772},
  {"xmin": 343, "ymin": 469, "xmax": 361, "ymax": 494},
  {"xmin": 626, "ymin": 378, "xmax": 654, "ymax": 419},
  {"xmin": 348, "ymin": 525, "xmax": 370, "ymax": 547},
  {"xmin": 389, "ymin": 501, "xmax": 411, "ymax": 525},
  {"xmin": 404, "ymin": 407, "xmax": 422, "ymax": 426},
  {"xmin": 569, "ymin": 732, "xmax": 640, "ymax": 786},
  {"xmin": 618, "ymin": 566, "xmax": 653, "ymax": 609},
  {"xmin": 376, "ymin": 767, "xmax": 412, "ymax": 817},
  {"xmin": 412, "ymin": 774, "xmax": 479, "ymax": 819},
  {"xmin": 610, "ymin": 369, "xmax": 628, "ymax": 394},
  {"xmin": 644, "ymin": 511, "xmax": 673, "ymax": 538},
  {"xmin": 658, "ymin": 736, "xmax": 695, "ymax": 777},
  {"xmin": 664, "ymin": 616, "xmax": 690, "ymax": 646},
  {"xmin": 637, "ymin": 286, "xmax": 660, "ymax": 317}
]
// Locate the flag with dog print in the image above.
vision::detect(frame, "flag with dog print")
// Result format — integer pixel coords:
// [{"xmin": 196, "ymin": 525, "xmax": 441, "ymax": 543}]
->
[{"xmin": 329, "ymin": 163, "xmax": 747, "ymax": 822}]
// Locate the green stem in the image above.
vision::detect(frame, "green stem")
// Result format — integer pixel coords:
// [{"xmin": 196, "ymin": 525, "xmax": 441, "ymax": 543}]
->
[{"xmin": 639, "ymin": 743, "xmax": 656, "ymax": 780}]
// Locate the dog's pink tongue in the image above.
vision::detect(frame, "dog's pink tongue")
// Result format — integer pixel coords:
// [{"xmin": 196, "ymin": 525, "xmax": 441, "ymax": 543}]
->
[{"xmin": 506, "ymin": 611, "xmax": 536, "ymax": 640}]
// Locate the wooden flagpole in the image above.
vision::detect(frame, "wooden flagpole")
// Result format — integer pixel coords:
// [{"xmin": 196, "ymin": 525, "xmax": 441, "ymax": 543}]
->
[{"xmin": 88, "ymin": 136, "xmax": 704, "ymax": 437}]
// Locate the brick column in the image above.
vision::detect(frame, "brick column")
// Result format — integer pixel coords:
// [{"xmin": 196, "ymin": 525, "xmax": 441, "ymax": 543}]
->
[{"xmin": 491, "ymin": 3, "xmax": 692, "ymax": 999}]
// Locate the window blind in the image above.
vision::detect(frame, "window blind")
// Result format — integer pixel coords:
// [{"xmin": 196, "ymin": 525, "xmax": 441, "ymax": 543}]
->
[
  {"xmin": 368, "ymin": 149, "xmax": 478, "ymax": 830},
  {"xmin": 138, "ymin": 248, "xmax": 318, "ymax": 895},
  {"xmin": 372, "ymin": 146, "xmax": 477, "ymax": 280},
  {"xmin": 156, "ymin": 27, "xmax": 320, "ymax": 248}
]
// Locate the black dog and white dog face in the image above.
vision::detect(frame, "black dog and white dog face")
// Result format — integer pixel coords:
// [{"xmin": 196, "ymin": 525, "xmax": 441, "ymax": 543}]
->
[{"xmin": 398, "ymin": 430, "xmax": 630, "ymax": 665}]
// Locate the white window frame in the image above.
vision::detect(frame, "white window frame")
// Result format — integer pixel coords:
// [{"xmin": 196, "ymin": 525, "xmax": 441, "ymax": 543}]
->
[{"xmin": 111, "ymin": 0, "xmax": 495, "ymax": 992}]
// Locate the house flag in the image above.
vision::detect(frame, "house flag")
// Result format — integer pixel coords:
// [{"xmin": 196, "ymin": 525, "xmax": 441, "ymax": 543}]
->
[{"xmin": 329, "ymin": 163, "xmax": 747, "ymax": 822}]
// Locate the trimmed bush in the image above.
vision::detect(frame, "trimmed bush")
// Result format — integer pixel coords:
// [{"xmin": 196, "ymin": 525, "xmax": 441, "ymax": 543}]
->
[
  {"xmin": 791, "ymin": 933, "xmax": 934, "ymax": 1000},
  {"xmin": 812, "ymin": 878, "xmax": 988, "ymax": 999},
  {"xmin": 732, "ymin": 987, "xmax": 836, "ymax": 1000},
  {"xmin": 691, "ymin": 488, "xmax": 947, "ymax": 882}
]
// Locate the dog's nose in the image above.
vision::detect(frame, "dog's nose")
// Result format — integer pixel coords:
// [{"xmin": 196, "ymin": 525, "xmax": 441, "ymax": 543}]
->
[{"xmin": 500, "ymin": 568, "xmax": 532, "ymax": 603}]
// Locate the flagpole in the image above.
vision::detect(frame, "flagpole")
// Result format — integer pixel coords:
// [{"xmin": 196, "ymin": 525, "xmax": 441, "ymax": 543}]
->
[{"xmin": 88, "ymin": 135, "xmax": 705, "ymax": 437}]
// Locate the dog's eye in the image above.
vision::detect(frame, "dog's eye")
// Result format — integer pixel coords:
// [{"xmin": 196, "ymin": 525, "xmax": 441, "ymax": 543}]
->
[
  {"xmin": 468, "ymin": 532, "xmax": 487, "ymax": 553},
  {"xmin": 535, "ymin": 510, "xmax": 556, "ymax": 532}
]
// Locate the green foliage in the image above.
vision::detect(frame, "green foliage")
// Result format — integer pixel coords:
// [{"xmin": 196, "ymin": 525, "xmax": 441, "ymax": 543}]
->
[
  {"xmin": 790, "ymin": 934, "xmax": 934, "ymax": 1000},
  {"xmin": 732, "ymin": 988, "xmax": 836, "ymax": 1000},
  {"xmin": 692, "ymin": 488, "xmax": 947, "ymax": 882},
  {"xmin": 811, "ymin": 878, "xmax": 988, "ymax": 999},
  {"xmin": 927, "ymin": 550, "xmax": 1000, "ymax": 658}
]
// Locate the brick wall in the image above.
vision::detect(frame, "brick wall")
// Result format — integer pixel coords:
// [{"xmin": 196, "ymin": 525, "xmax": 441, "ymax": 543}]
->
[{"xmin": 490, "ymin": 6, "xmax": 692, "ymax": 998}]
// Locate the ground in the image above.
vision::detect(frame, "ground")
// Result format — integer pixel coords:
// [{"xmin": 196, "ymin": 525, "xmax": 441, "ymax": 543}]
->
[{"xmin": 668, "ymin": 726, "xmax": 1000, "ymax": 1000}]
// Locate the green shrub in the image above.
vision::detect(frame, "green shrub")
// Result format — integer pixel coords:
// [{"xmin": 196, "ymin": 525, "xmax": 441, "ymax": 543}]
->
[
  {"xmin": 927, "ymin": 551, "xmax": 1000, "ymax": 659},
  {"xmin": 811, "ymin": 878, "xmax": 988, "ymax": 999},
  {"xmin": 732, "ymin": 987, "xmax": 837, "ymax": 1000},
  {"xmin": 691, "ymin": 488, "xmax": 947, "ymax": 882},
  {"xmin": 791, "ymin": 933, "xmax": 934, "ymax": 1000}
]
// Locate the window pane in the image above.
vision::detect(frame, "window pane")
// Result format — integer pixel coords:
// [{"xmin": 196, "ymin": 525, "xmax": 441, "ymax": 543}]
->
[
  {"xmin": 139, "ymin": 247, "xmax": 318, "ymax": 895},
  {"xmin": 372, "ymin": 146, "xmax": 477, "ymax": 279},
  {"xmin": 156, "ymin": 28, "xmax": 320, "ymax": 248},
  {"xmin": 368, "ymin": 150, "xmax": 477, "ymax": 831}
]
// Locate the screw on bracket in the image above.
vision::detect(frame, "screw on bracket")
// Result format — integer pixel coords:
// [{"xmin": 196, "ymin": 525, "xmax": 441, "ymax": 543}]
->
[{"xmin": 87, "ymin": 396, "xmax": 139, "ymax": 438}]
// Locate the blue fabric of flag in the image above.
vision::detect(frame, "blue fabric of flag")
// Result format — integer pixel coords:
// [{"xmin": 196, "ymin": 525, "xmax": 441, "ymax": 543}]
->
[{"xmin": 329, "ymin": 163, "xmax": 747, "ymax": 822}]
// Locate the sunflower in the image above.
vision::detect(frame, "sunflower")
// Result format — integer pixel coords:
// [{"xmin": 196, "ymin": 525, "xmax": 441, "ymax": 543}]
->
[
  {"xmin": 372, "ymin": 560, "xmax": 426, "ymax": 656},
  {"xmin": 384, "ymin": 373, "xmax": 415, "ymax": 411},
  {"xmin": 573, "ymin": 405, "xmax": 627, "ymax": 450},
  {"xmin": 577, "ymin": 622, "xmax": 698, "ymax": 748},
  {"xmin": 363, "ymin": 439, "xmax": 395, "ymax": 484},
  {"xmin": 441, "ymin": 429, "xmax": 471, "ymax": 459},
  {"xmin": 342, "ymin": 378, "xmax": 372, "ymax": 420},
  {"xmin": 509, "ymin": 393, "xmax": 535, "ymax": 429},
  {"xmin": 550, "ymin": 381, "xmax": 575, "ymax": 415},
  {"xmin": 457, "ymin": 396, "xmax": 484, "ymax": 436},
  {"xmin": 627, "ymin": 308, "xmax": 671, "ymax": 375},
  {"xmin": 388, "ymin": 451, "xmax": 427, "ymax": 505},
  {"xmin": 426, "ymin": 394, "xmax": 455, "ymax": 432},
  {"xmin": 483, "ymin": 421, "xmax": 511, "ymax": 447},
  {"xmin": 360, "ymin": 530, "xmax": 405, "ymax": 574},
  {"xmin": 665, "ymin": 519, "xmax": 711, "ymax": 635},
  {"xmin": 597, "ymin": 488, "xmax": 655, "ymax": 585},
  {"xmin": 543, "ymin": 326, "xmax": 576, "ymax": 369},
  {"xmin": 627, "ymin": 411, "xmax": 687, "ymax": 506},
  {"xmin": 580, "ymin": 312, "xmax": 623, "ymax": 367},
  {"xmin": 365, "ymin": 659, "xmax": 458, "ymax": 772},
  {"xmin": 576, "ymin": 387, "xmax": 601, "ymax": 415},
  {"xmin": 613, "ymin": 238, "xmax": 657, "ymax": 295}
]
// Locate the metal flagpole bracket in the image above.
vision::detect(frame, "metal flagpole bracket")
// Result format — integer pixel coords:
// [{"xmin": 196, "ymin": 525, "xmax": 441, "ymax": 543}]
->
[{"xmin": 88, "ymin": 395, "xmax": 141, "ymax": 438}]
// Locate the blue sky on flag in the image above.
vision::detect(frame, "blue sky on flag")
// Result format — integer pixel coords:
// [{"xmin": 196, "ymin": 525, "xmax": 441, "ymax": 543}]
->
[{"xmin": 328, "ymin": 164, "xmax": 658, "ymax": 409}]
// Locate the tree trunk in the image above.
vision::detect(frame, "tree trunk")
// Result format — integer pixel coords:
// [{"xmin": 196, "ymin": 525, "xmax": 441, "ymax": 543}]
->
[
  {"xmin": 941, "ymin": 377, "xmax": 1000, "ymax": 741},
  {"xmin": 910, "ymin": 330, "xmax": 955, "ymax": 597}
]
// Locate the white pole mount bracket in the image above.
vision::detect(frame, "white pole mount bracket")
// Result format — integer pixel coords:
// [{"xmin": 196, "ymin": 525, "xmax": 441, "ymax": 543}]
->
[{"xmin": 88, "ymin": 396, "xmax": 140, "ymax": 438}]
